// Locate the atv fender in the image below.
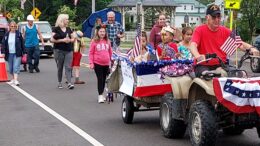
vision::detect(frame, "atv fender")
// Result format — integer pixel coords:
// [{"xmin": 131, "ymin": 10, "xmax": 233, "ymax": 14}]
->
[
  {"xmin": 165, "ymin": 75, "xmax": 192, "ymax": 99},
  {"xmin": 190, "ymin": 78, "xmax": 215, "ymax": 96},
  {"xmin": 188, "ymin": 78, "xmax": 217, "ymax": 107}
]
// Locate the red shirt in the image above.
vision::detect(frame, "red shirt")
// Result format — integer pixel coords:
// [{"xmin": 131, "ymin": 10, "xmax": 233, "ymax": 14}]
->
[
  {"xmin": 192, "ymin": 24, "xmax": 231, "ymax": 65},
  {"xmin": 157, "ymin": 42, "xmax": 178, "ymax": 60}
]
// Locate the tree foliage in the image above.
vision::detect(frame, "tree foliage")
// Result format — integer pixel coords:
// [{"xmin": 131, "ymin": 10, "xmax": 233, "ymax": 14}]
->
[
  {"xmin": 0, "ymin": 0, "xmax": 112, "ymax": 27},
  {"xmin": 238, "ymin": 0, "xmax": 260, "ymax": 42}
]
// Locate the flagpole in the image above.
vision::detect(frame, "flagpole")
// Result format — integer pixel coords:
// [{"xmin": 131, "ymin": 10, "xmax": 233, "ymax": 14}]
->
[
  {"xmin": 229, "ymin": 9, "xmax": 238, "ymax": 68},
  {"xmin": 137, "ymin": 1, "xmax": 142, "ymax": 55}
]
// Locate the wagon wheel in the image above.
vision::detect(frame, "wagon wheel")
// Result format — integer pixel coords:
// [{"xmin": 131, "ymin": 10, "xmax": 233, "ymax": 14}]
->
[{"xmin": 121, "ymin": 95, "xmax": 134, "ymax": 124}]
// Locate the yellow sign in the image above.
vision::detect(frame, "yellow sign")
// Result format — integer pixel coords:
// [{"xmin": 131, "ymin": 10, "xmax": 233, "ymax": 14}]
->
[
  {"xmin": 6, "ymin": 12, "xmax": 12, "ymax": 19},
  {"xmin": 31, "ymin": 7, "xmax": 41, "ymax": 19},
  {"xmin": 225, "ymin": 0, "xmax": 241, "ymax": 9}
]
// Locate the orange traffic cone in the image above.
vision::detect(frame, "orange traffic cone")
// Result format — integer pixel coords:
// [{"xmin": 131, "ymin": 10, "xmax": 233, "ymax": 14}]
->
[{"xmin": 0, "ymin": 56, "xmax": 9, "ymax": 82}]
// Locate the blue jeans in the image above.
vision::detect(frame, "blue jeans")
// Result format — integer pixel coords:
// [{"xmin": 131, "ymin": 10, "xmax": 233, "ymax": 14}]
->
[
  {"xmin": 8, "ymin": 53, "xmax": 21, "ymax": 74},
  {"xmin": 26, "ymin": 45, "xmax": 40, "ymax": 70}
]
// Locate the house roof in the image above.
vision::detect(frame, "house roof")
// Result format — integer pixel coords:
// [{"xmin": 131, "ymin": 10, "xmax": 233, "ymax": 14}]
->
[
  {"xmin": 175, "ymin": 12, "xmax": 205, "ymax": 17},
  {"xmin": 108, "ymin": 0, "xmax": 180, "ymax": 7},
  {"xmin": 174, "ymin": 0, "xmax": 206, "ymax": 8}
]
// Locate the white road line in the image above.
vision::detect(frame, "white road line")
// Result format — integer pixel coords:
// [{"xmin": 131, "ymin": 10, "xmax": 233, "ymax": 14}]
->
[{"xmin": 7, "ymin": 82, "xmax": 104, "ymax": 146}]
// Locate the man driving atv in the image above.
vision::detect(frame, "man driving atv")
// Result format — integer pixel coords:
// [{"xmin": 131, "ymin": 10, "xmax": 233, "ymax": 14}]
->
[{"xmin": 190, "ymin": 4, "xmax": 259, "ymax": 77}]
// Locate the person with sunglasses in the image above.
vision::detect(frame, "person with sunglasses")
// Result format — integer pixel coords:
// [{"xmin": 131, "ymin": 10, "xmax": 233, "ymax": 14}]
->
[
  {"xmin": 190, "ymin": 4, "xmax": 259, "ymax": 77},
  {"xmin": 1, "ymin": 21, "xmax": 25, "ymax": 86}
]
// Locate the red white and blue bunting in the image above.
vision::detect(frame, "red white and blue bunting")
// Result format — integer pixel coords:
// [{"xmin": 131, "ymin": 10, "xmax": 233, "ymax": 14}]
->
[{"xmin": 213, "ymin": 77, "xmax": 260, "ymax": 115}]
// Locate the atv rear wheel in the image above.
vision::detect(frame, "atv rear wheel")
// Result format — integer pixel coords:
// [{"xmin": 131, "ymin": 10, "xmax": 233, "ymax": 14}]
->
[
  {"xmin": 160, "ymin": 93, "xmax": 186, "ymax": 138},
  {"xmin": 189, "ymin": 100, "xmax": 217, "ymax": 146}
]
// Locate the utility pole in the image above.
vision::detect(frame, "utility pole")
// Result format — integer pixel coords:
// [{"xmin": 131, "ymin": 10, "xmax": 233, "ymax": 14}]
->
[
  {"xmin": 33, "ymin": 0, "xmax": 35, "ymax": 8},
  {"xmin": 92, "ymin": 0, "xmax": 95, "ymax": 13}
]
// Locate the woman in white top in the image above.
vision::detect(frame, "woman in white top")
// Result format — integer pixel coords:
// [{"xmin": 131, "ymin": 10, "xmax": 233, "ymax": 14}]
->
[{"xmin": 1, "ymin": 21, "xmax": 25, "ymax": 86}]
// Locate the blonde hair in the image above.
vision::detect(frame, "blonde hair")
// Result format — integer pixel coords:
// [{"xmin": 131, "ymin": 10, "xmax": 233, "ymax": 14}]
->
[{"xmin": 55, "ymin": 14, "xmax": 69, "ymax": 27}]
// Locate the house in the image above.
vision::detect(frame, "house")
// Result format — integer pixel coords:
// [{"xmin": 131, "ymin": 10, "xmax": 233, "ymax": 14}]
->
[{"xmin": 174, "ymin": 0, "xmax": 207, "ymax": 28}]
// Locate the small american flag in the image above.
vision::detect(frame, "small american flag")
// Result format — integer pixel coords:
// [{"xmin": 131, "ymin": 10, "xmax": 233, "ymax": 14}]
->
[
  {"xmin": 132, "ymin": 23, "xmax": 141, "ymax": 57},
  {"xmin": 221, "ymin": 29, "xmax": 242, "ymax": 56}
]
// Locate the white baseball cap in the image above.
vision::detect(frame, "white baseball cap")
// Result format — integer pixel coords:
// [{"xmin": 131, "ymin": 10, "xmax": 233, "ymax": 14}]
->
[{"xmin": 27, "ymin": 15, "xmax": 35, "ymax": 21}]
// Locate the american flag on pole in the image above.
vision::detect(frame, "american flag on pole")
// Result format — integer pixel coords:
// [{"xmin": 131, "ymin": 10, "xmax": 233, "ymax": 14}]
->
[
  {"xmin": 132, "ymin": 23, "xmax": 141, "ymax": 58},
  {"xmin": 221, "ymin": 29, "xmax": 242, "ymax": 56}
]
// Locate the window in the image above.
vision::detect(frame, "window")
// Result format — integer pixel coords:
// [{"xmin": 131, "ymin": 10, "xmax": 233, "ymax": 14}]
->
[
  {"xmin": 191, "ymin": 17, "xmax": 193, "ymax": 21},
  {"xmin": 191, "ymin": 5, "xmax": 194, "ymax": 10},
  {"xmin": 197, "ymin": 18, "xmax": 199, "ymax": 21},
  {"xmin": 184, "ymin": 5, "xmax": 186, "ymax": 10}
]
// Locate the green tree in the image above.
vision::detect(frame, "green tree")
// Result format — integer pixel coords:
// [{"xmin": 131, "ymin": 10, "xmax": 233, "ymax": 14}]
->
[
  {"xmin": 197, "ymin": 0, "xmax": 214, "ymax": 5},
  {"xmin": 238, "ymin": 0, "xmax": 260, "ymax": 42},
  {"xmin": 10, "ymin": 8, "xmax": 24, "ymax": 22},
  {"xmin": 57, "ymin": 5, "xmax": 76, "ymax": 20}
]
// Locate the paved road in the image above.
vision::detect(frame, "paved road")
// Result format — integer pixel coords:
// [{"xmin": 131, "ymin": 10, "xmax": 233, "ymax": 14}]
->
[{"xmin": 0, "ymin": 52, "xmax": 260, "ymax": 146}]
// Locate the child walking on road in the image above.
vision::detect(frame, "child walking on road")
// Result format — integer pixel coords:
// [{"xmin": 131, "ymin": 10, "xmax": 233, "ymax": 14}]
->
[
  {"xmin": 72, "ymin": 30, "xmax": 86, "ymax": 84},
  {"xmin": 89, "ymin": 25, "xmax": 112, "ymax": 103}
]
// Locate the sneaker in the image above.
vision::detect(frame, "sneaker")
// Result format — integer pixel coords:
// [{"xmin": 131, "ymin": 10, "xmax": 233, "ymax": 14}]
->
[
  {"xmin": 29, "ymin": 69, "xmax": 33, "ymax": 73},
  {"xmin": 74, "ymin": 80, "xmax": 85, "ymax": 84},
  {"xmin": 35, "ymin": 67, "xmax": 40, "ymax": 73},
  {"xmin": 14, "ymin": 80, "xmax": 20, "ymax": 86},
  {"xmin": 8, "ymin": 79, "xmax": 14, "ymax": 84},
  {"xmin": 58, "ymin": 83, "xmax": 63, "ymax": 89},
  {"xmin": 98, "ymin": 95, "xmax": 104, "ymax": 103},
  {"xmin": 67, "ymin": 83, "xmax": 74, "ymax": 89}
]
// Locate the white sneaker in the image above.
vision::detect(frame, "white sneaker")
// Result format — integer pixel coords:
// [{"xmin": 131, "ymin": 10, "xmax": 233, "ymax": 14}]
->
[
  {"xmin": 8, "ymin": 79, "xmax": 14, "ymax": 84},
  {"xmin": 98, "ymin": 95, "xmax": 104, "ymax": 103},
  {"xmin": 14, "ymin": 80, "xmax": 20, "ymax": 86}
]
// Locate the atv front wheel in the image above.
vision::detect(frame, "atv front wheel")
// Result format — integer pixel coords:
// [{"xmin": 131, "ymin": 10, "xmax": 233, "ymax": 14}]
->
[
  {"xmin": 189, "ymin": 100, "xmax": 217, "ymax": 146},
  {"xmin": 251, "ymin": 57, "xmax": 260, "ymax": 73},
  {"xmin": 160, "ymin": 93, "xmax": 186, "ymax": 138}
]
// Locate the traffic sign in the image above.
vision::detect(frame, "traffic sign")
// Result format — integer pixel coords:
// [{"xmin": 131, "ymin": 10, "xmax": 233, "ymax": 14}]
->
[
  {"xmin": 31, "ymin": 7, "xmax": 41, "ymax": 19},
  {"xmin": 6, "ymin": 12, "xmax": 12, "ymax": 19},
  {"xmin": 225, "ymin": 0, "xmax": 241, "ymax": 9}
]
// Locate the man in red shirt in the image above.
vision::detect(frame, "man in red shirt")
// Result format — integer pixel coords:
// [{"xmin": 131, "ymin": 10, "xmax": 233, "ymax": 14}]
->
[{"xmin": 190, "ymin": 4, "xmax": 259, "ymax": 77}]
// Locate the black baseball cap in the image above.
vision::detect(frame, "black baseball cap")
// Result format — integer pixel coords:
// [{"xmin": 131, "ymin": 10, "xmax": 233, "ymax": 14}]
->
[{"xmin": 206, "ymin": 4, "xmax": 221, "ymax": 16}]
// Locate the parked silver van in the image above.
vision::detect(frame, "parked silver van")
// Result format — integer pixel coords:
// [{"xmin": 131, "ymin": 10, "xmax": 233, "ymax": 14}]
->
[{"xmin": 18, "ymin": 21, "xmax": 53, "ymax": 56}]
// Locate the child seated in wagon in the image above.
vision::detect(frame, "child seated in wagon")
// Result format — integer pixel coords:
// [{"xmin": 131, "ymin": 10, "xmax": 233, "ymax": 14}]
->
[
  {"xmin": 130, "ymin": 31, "xmax": 155, "ymax": 63},
  {"xmin": 157, "ymin": 26, "xmax": 179, "ymax": 60}
]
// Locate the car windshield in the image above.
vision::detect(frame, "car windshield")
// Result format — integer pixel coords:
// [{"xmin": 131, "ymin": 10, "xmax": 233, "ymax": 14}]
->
[
  {"xmin": 0, "ymin": 17, "xmax": 8, "ymax": 24},
  {"xmin": 18, "ymin": 23, "xmax": 52, "ymax": 33},
  {"xmin": 37, "ymin": 23, "xmax": 52, "ymax": 33}
]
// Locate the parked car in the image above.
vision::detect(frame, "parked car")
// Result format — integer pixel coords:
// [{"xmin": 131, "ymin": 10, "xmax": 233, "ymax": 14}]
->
[
  {"xmin": 18, "ymin": 21, "xmax": 53, "ymax": 56},
  {"xmin": 0, "ymin": 15, "xmax": 9, "ymax": 41}
]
